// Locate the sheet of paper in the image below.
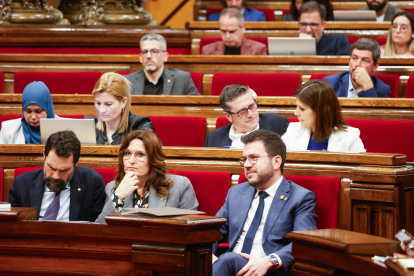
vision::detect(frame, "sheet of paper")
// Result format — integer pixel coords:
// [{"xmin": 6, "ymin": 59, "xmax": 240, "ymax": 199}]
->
[
  {"xmin": 398, "ymin": 259, "xmax": 414, "ymax": 268},
  {"xmin": 122, "ymin": 207, "xmax": 205, "ymax": 216}
]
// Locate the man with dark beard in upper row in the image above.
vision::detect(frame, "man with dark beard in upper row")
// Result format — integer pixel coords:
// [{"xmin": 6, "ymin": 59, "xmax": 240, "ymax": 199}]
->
[
  {"xmin": 8, "ymin": 130, "xmax": 105, "ymax": 221},
  {"xmin": 363, "ymin": 0, "xmax": 402, "ymax": 21}
]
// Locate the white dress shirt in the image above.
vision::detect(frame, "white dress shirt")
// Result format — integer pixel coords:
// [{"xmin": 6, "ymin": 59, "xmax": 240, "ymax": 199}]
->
[
  {"xmin": 39, "ymin": 182, "xmax": 71, "ymax": 221},
  {"xmin": 376, "ymin": 14, "xmax": 385, "ymax": 22},
  {"xmin": 347, "ymin": 74, "xmax": 360, "ymax": 98},
  {"xmin": 232, "ymin": 176, "xmax": 284, "ymax": 265},
  {"xmin": 229, "ymin": 124, "xmax": 259, "ymax": 149}
]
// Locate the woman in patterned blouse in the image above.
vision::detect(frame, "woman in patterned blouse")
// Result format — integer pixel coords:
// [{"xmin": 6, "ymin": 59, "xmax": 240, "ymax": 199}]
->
[{"xmin": 95, "ymin": 130, "xmax": 199, "ymax": 223}]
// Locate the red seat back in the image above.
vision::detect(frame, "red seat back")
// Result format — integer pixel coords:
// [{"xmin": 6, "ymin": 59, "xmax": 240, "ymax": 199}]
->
[
  {"xmin": 348, "ymin": 37, "xmax": 386, "ymax": 46},
  {"xmin": 310, "ymin": 74, "xmax": 332, "ymax": 81},
  {"xmin": 168, "ymin": 170, "xmax": 230, "ymax": 216},
  {"xmin": 0, "ymin": 72, "xmax": 4, "ymax": 93},
  {"xmin": 206, "ymin": 8, "xmax": 274, "ymax": 21},
  {"xmin": 211, "ymin": 73, "xmax": 301, "ymax": 96},
  {"xmin": 374, "ymin": 74, "xmax": 399, "ymax": 98},
  {"xmin": 200, "ymin": 37, "xmax": 268, "ymax": 55},
  {"xmin": 93, "ymin": 168, "xmax": 117, "ymax": 185},
  {"xmin": 190, "ymin": 72, "xmax": 203, "ymax": 94},
  {"xmin": 149, "ymin": 116, "xmax": 206, "ymax": 147},
  {"xmin": 14, "ymin": 167, "xmax": 42, "ymax": 179},
  {"xmin": 401, "ymin": 8, "xmax": 414, "ymax": 14},
  {"xmin": 346, "ymin": 119, "xmax": 414, "ymax": 161},
  {"xmin": 14, "ymin": 72, "xmax": 103, "ymax": 94},
  {"xmin": 406, "ymin": 76, "xmax": 414, "ymax": 98},
  {"xmin": 238, "ymin": 174, "xmax": 340, "ymax": 229}
]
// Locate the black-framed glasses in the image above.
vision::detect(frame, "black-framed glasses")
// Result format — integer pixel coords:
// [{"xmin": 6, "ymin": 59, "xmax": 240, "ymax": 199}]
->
[
  {"xmin": 299, "ymin": 22, "xmax": 322, "ymax": 29},
  {"xmin": 239, "ymin": 155, "xmax": 275, "ymax": 165},
  {"xmin": 140, "ymin": 49, "xmax": 165, "ymax": 55},
  {"xmin": 121, "ymin": 149, "xmax": 147, "ymax": 162},
  {"xmin": 226, "ymin": 100, "xmax": 258, "ymax": 118}
]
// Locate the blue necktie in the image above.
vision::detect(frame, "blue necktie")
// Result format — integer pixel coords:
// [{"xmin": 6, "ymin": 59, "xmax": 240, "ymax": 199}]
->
[
  {"xmin": 42, "ymin": 192, "xmax": 60, "ymax": 220},
  {"xmin": 241, "ymin": 191, "xmax": 269, "ymax": 254}
]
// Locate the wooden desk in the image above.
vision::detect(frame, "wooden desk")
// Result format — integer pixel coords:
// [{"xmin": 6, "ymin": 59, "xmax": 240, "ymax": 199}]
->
[
  {"xmin": 0, "ymin": 55, "xmax": 413, "ymax": 96},
  {"xmin": 0, "ymin": 207, "xmax": 226, "ymax": 275},
  {"xmin": 0, "ymin": 145, "xmax": 413, "ymax": 241},
  {"xmin": 287, "ymin": 229, "xmax": 400, "ymax": 276}
]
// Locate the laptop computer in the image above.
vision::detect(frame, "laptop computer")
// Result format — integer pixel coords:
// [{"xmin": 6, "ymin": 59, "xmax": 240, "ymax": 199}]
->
[
  {"xmin": 40, "ymin": 118, "xmax": 96, "ymax": 145},
  {"xmin": 268, "ymin": 37, "xmax": 317, "ymax": 56},
  {"xmin": 334, "ymin": 10, "xmax": 376, "ymax": 21}
]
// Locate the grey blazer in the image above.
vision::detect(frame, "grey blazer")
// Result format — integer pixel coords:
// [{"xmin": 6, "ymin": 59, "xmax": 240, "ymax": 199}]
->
[
  {"xmin": 124, "ymin": 68, "xmax": 200, "ymax": 95},
  {"xmin": 95, "ymin": 174, "xmax": 199, "ymax": 223}
]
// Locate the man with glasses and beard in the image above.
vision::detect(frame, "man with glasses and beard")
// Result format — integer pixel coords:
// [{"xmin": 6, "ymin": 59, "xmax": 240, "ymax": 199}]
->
[
  {"xmin": 8, "ymin": 130, "xmax": 105, "ymax": 221},
  {"xmin": 212, "ymin": 130, "xmax": 317, "ymax": 276},
  {"xmin": 203, "ymin": 84, "xmax": 289, "ymax": 148},
  {"xmin": 125, "ymin": 33, "xmax": 200, "ymax": 95},
  {"xmin": 363, "ymin": 0, "xmax": 402, "ymax": 22},
  {"xmin": 298, "ymin": 1, "xmax": 350, "ymax": 55}
]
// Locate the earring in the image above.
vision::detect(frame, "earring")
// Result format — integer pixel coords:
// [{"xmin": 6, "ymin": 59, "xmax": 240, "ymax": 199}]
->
[{"xmin": 122, "ymin": 108, "xmax": 125, "ymax": 112}]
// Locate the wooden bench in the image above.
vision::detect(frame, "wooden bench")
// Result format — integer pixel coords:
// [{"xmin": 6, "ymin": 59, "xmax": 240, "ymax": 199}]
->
[
  {"xmin": 194, "ymin": 2, "xmax": 414, "ymax": 21},
  {"xmin": 0, "ymin": 144, "xmax": 412, "ymax": 240},
  {"xmin": 1, "ymin": 55, "xmax": 414, "ymax": 97}
]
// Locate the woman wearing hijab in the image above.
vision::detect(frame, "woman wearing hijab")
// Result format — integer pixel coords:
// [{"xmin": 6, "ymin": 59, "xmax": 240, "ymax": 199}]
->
[{"xmin": 0, "ymin": 81, "xmax": 57, "ymax": 144}]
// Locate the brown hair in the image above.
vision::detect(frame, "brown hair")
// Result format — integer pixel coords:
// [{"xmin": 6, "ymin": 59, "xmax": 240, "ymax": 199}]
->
[
  {"xmin": 384, "ymin": 11, "xmax": 414, "ymax": 56},
  {"xmin": 92, "ymin": 72, "xmax": 132, "ymax": 133},
  {"xmin": 298, "ymin": 1, "xmax": 326, "ymax": 21},
  {"xmin": 295, "ymin": 80, "xmax": 348, "ymax": 142},
  {"xmin": 241, "ymin": 130, "xmax": 286, "ymax": 174},
  {"xmin": 113, "ymin": 130, "xmax": 173, "ymax": 198}
]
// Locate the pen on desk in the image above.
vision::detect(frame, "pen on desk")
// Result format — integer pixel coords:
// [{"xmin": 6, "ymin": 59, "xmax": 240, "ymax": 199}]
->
[{"xmin": 223, "ymin": 146, "xmax": 238, "ymax": 149}]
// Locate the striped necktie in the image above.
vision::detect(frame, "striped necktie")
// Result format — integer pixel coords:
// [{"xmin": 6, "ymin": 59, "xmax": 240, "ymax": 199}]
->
[{"xmin": 42, "ymin": 192, "xmax": 61, "ymax": 221}]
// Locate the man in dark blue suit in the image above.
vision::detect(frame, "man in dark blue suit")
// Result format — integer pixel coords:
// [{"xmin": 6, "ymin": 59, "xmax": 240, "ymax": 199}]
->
[
  {"xmin": 298, "ymin": 1, "xmax": 350, "ymax": 55},
  {"xmin": 212, "ymin": 130, "xmax": 317, "ymax": 276},
  {"xmin": 208, "ymin": 0, "xmax": 266, "ymax": 21},
  {"xmin": 203, "ymin": 84, "xmax": 289, "ymax": 148},
  {"xmin": 8, "ymin": 130, "xmax": 105, "ymax": 221},
  {"xmin": 323, "ymin": 38, "xmax": 391, "ymax": 98}
]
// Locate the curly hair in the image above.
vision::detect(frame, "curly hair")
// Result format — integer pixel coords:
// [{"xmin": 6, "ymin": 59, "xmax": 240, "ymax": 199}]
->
[{"xmin": 113, "ymin": 130, "xmax": 173, "ymax": 198}]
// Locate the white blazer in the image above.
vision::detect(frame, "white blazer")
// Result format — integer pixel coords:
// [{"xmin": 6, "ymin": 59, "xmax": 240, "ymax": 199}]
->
[
  {"xmin": 282, "ymin": 122, "xmax": 366, "ymax": 153},
  {"xmin": 0, "ymin": 115, "xmax": 62, "ymax": 144}
]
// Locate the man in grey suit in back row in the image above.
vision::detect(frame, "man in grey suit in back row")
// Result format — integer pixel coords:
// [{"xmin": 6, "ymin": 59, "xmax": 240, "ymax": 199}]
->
[{"xmin": 125, "ymin": 34, "xmax": 200, "ymax": 95}]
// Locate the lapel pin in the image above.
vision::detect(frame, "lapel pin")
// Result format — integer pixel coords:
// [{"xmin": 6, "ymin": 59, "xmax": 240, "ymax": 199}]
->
[
  {"xmin": 280, "ymin": 195, "xmax": 284, "ymax": 200},
  {"xmin": 168, "ymin": 79, "xmax": 171, "ymax": 82},
  {"xmin": 284, "ymin": 197, "xmax": 288, "ymax": 200},
  {"xmin": 78, "ymin": 188, "xmax": 81, "ymax": 191},
  {"xmin": 161, "ymin": 197, "xmax": 163, "ymax": 200}
]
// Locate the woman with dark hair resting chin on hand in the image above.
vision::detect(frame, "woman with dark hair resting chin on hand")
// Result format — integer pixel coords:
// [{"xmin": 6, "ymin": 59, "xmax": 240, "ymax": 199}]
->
[{"xmin": 95, "ymin": 130, "xmax": 198, "ymax": 223}]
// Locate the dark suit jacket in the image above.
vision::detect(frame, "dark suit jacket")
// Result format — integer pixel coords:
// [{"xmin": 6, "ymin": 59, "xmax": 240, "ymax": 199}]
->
[
  {"xmin": 323, "ymin": 71, "xmax": 391, "ymax": 98},
  {"xmin": 203, "ymin": 113, "xmax": 289, "ymax": 147},
  {"xmin": 214, "ymin": 178, "xmax": 318, "ymax": 275},
  {"xmin": 125, "ymin": 68, "xmax": 200, "ymax": 95},
  {"xmin": 316, "ymin": 33, "xmax": 350, "ymax": 56},
  {"xmin": 8, "ymin": 166, "xmax": 106, "ymax": 221},
  {"xmin": 201, "ymin": 38, "xmax": 267, "ymax": 55},
  {"xmin": 208, "ymin": 8, "xmax": 266, "ymax": 21}
]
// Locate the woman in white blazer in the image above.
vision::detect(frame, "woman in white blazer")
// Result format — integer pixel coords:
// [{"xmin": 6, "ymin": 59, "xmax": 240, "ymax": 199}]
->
[
  {"xmin": 96, "ymin": 130, "xmax": 198, "ymax": 223},
  {"xmin": 282, "ymin": 80, "xmax": 366, "ymax": 153},
  {"xmin": 0, "ymin": 81, "xmax": 58, "ymax": 144}
]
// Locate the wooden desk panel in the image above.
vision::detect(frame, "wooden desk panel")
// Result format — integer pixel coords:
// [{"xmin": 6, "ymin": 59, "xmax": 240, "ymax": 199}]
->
[
  {"xmin": 0, "ymin": 145, "xmax": 412, "ymax": 240},
  {"xmin": 0, "ymin": 208, "xmax": 226, "ymax": 276}
]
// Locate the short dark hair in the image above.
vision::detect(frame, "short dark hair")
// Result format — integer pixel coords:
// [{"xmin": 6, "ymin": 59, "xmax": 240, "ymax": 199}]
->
[
  {"xmin": 44, "ymin": 130, "xmax": 81, "ymax": 165},
  {"xmin": 241, "ymin": 130, "xmax": 286, "ymax": 174},
  {"xmin": 295, "ymin": 80, "xmax": 348, "ymax": 142},
  {"xmin": 350, "ymin": 38, "xmax": 381, "ymax": 64},
  {"xmin": 219, "ymin": 84, "xmax": 253, "ymax": 111},
  {"xmin": 298, "ymin": 1, "xmax": 326, "ymax": 21}
]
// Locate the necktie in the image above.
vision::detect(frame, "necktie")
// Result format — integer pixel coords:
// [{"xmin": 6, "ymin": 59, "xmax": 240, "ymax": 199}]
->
[
  {"xmin": 241, "ymin": 191, "xmax": 269, "ymax": 254},
  {"xmin": 42, "ymin": 192, "xmax": 61, "ymax": 220}
]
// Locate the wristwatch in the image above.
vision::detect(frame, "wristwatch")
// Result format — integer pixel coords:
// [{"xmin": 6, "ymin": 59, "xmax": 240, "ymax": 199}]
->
[{"xmin": 269, "ymin": 254, "xmax": 279, "ymax": 269}]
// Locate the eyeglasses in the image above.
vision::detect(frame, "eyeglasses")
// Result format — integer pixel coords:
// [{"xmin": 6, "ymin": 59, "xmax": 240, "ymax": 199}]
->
[
  {"xmin": 299, "ymin": 22, "xmax": 322, "ymax": 29},
  {"xmin": 226, "ymin": 100, "xmax": 258, "ymax": 118},
  {"xmin": 121, "ymin": 149, "xmax": 147, "ymax": 162},
  {"xmin": 392, "ymin": 24, "xmax": 410, "ymax": 33},
  {"xmin": 239, "ymin": 155, "xmax": 275, "ymax": 165},
  {"xmin": 140, "ymin": 49, "xmax": 165, "ymax": 55}
]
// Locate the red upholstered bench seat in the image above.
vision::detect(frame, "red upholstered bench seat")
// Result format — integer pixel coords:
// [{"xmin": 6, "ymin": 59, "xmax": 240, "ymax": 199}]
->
[{"xmin": 211, "ymin": 73, "xmax": 301, "ymax": 96}]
